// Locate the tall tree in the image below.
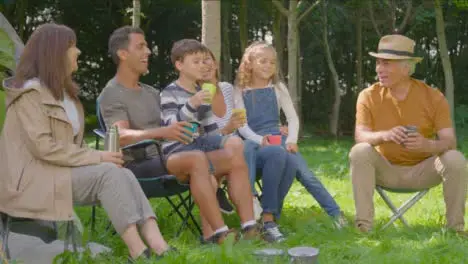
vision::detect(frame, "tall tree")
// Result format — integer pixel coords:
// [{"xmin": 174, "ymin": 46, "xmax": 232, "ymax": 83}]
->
[
  {"xmin": 368, "ymin": 0, "xmax": 413, "ymax": 35},
  {"xmin": 355, "ymin": 4, "xmax": 363, "ymax": 91},
  {"xmin": 272, "ymin": 6, "xmax": 286, "ymax": 76},
  {"xmin": 201, "ymin": 0, "xmax": 221, "ymax": 61},
  {"xmin": 239, "ymin": 0, "xmax": 248, "ymax": 52},
  {"xmin": 434, "ymin": 0, "xmax": 455, "ymax": 120},
  {"xmin": 221, "ymin": 0, "xmax": 232, "ymax": 82},
  {"xmin": 321, "ymin": 1, "xmax": 341, "ymax": 136},
  {"xmin": 132, "ymin": 0, "xmax": 141, "ymax": 27},
  {"xmin": 272, "ymin": 0, "xmax": 321, "ymax": 122}
]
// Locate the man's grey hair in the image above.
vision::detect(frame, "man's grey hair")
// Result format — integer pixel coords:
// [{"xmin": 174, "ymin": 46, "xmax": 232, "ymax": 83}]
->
[
  {"xmin": 108, "ymin": 26, "xmax": 144, "ymax": 65},
  {"xmin": 399, "ymin": 59, "xmax": 417, "ymax": 76}
]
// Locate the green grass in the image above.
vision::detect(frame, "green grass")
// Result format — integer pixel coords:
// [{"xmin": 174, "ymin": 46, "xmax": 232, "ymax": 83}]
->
[{"xmin": 63, "ymin": 136, "xmax": 468, "ymax": 264}]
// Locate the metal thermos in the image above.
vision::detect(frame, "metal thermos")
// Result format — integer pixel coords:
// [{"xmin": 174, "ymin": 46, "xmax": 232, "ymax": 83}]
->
[{"xmin": 105, "ymin": 125, "xmax": 120, "ymax": 152}]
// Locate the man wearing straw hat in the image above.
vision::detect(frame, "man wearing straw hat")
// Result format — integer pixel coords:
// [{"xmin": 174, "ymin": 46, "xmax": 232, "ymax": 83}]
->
[{"xmin": 349, "ymin": 34, "xmax": 467, "ymax": 235}]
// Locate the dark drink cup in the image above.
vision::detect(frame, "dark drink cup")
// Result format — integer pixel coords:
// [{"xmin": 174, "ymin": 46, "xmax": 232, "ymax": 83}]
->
[{"xmin": 404, "ymin": 125, "xmax": 418, "ymax": 135}]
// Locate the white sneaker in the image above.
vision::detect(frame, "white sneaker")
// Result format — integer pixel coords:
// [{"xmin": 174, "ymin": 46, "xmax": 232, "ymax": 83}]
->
[{"xmin": 253, "ymin": 196, "xmax": 262, "ymax": 220}]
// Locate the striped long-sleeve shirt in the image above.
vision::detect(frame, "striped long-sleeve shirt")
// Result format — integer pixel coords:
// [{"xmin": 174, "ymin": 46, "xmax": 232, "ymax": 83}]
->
[
  {"xmin": 160, "ymin": 82, "xmax": 219, "ymax": 153},
  {"xmin": 212, "ymin": 82, "xmax": 235, "ymax": 130}
]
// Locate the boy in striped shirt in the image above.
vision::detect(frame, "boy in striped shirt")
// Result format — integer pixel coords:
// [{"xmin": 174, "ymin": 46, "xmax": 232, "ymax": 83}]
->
[{"xmin": 160, "ymin": 39, "xmax": 261, "ymax": 243}]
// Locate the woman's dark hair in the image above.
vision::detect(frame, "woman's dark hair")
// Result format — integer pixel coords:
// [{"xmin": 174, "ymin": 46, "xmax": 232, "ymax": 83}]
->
[
  {"xmin": 204, "ymin": 49, "xmax": 220, "ymax": 82},
  {"xmin": 14, "ymin": 23, "xmax": 78, "ymax": 100}
]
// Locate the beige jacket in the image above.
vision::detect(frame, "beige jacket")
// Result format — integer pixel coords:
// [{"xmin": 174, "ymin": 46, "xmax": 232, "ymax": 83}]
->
[{"xmin": 0, "ymin": 78, "xmax": 101, "ymax": 221}]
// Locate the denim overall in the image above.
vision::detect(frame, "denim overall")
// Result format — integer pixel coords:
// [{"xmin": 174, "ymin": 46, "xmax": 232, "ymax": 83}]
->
[
  {"xmin": 242, "ymin": 88, "xmax": 296, "ymax": 219},
  {"xmin": 243, "ymin": 87, "xmax": 341, "ymax": 217}
]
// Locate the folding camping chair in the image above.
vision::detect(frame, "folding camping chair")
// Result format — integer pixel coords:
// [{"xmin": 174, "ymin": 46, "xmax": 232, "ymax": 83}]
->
[
  {"xmin": 1, "ymin": 213, "xmax": 78, "ymax": 261},
  {"xmin": 376, "ymin": 185, "xmax": 430, "ymax": 230},
  {"xmin": 90, "ymin": 101, "xmax": 201, "ymax": 238}
]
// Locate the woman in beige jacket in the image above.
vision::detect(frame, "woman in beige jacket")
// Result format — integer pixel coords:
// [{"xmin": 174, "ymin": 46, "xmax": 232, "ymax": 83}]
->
[{"xmin": 0, "ymin": 23, "xmax": 171, "ymax": 261}]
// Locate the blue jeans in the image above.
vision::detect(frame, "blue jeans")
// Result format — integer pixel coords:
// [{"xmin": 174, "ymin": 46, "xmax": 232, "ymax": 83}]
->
[
  {"xmin": 243, "ymin": 140, "xmax": 260, "ymax": 195},
  {"xmin": 278, "ymin": 134, "xmax": 341, "ymax": 217},
  {"xmin": 243, "ymin": 140, "xmax": 295, "ymax": 219},
  {"xmin": 241, "ymin": 87, "xmax": 341, "ymax": 217},
  {"xmin": 289, "ymin": 151, "xmax": 341, "ymax": 217}
]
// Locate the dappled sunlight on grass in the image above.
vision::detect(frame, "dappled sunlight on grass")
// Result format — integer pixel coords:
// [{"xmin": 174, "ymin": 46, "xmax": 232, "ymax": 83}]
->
[{"xmin": 75, "ymin": 136, "xmax": 468, "ymax": 263}]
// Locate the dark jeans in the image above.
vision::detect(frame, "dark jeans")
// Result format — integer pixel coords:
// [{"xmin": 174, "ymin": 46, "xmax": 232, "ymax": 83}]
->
[{"xmin": 244, "ymin": 139, "xmax": 295, "ymax": 219}]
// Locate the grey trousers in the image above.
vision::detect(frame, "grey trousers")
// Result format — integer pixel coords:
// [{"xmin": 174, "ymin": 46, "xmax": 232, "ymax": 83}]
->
[{"xmin": 71, "ymin": 163, "xmax": 156, "ymax": 234}]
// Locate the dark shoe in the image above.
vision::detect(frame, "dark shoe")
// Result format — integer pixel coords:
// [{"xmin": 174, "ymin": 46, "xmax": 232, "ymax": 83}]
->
[
  {"xmin": 217, "ymin": 188, "xmax": 235, "ymax": 215},
  {"xmin": 203, "ymin": 229, "xmax": 239, "ymax": 245},
  {"xmin": 261, "ymin": 221, "xmax": 286, "ymax": 243},
  {"xmin": 158, "ymin": 246, "xmax": 178, "ymax": 257},
  {"xmin": 127, "ymin": 248, "xmax": 151, "ymax": 263},
  {"xmin": 455, "ymin": 230, "xmax": 468, "ymax": 238},
  {"xmin": 127, "ymin": 246, "xmax": 178, "ymax": 263},
  {"xmin": 241, "ymin": 223, "xmax": 262, "ymax": 240},
  {"xmin": 332, "ymin": 211, "xmax": 348, "ymax": 230},
  {"xmin": 356, "ymin": 224, "xmax": 371, "ymax": 233}
]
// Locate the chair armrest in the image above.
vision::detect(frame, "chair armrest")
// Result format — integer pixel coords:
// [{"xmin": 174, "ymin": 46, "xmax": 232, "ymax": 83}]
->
[
  {"xmin": 95, "ymin": 130, "xmax": 164, "ymax": 157},
  {"xmin": 93, "ymin": 128, "xmax": 106, "ymax": 139},
  {"xmin": 122, "ymin": 139, "xmax": 166, "ymax": 170},
  {"xmin": 121, "ymin": 139, "xmax": 162, "ymax": 151},
  {"xmin": 94, "ymin": 129, "xmax": 162, "ymax": 151}
]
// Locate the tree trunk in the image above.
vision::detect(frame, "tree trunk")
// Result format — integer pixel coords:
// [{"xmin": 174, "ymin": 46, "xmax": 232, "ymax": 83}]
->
[
  {"xmin": 287, "ymin": 0, "xmax": 299, "ymax": 115},
  {"xmin": 322, "ymin": 1, "xmax": 341, "ymax": 136},
  {"xmin": 221, "ymin": 0, "xmax": 232, "ymax": 82},
  {"xmin": 273, "ymin": 0, "xmax": 320, "ymax": 127},
  {"xmin": 201, "ymin": 0, "xmax": 221, "ymax": 61},
  {"xmin": 296, "ymin": 30, "xmax": 303, "ymax": 133},
  {"xmin": 273, "ymin": 8, "xmax": 284, "ymax": 76},
  {"xmin": 355, "ymin": 7, "xmax": 363, "ymax": 91},
  {"xmin": 239, "ymin": 0, "xmax": 248, "ymax": 52},
  {"xmin": 434, "ymin": 0, "xmax": 455, "ymax": 121},
  {"xmin": 132, "ymin": 0, "xmax": 141, "ymax": 27}
]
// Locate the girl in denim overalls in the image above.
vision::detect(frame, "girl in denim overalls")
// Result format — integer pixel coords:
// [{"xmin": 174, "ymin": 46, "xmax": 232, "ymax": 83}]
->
[
  {"xmin": 202, "ymin": 49, "xmax": 295, "ymax": 242},
  {"xmin": 234, "ymin": 42, "xmax": 348, "ymax": 230}
]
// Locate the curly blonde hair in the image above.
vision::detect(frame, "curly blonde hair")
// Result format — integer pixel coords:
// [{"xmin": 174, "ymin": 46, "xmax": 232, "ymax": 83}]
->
[{"xmin": 235, "ymin": 41, "xmax": 280, "ymax": 90}]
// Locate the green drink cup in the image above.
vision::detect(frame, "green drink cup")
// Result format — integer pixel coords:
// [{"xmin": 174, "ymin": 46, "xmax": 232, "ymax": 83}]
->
[{"xmin": 201, "ymin": 83, "xmax": 216, "ymax": 103}]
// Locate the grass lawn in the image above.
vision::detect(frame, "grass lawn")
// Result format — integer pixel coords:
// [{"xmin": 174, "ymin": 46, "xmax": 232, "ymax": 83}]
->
[{"xmin": 65, "ymin": 136, "xmax": 468, "ymax": 263}]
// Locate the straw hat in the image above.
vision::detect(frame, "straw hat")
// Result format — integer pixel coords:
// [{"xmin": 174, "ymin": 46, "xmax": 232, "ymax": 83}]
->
[{"xmin": 369, "ymin": 34, "xmax": 422, "ymax": 62}]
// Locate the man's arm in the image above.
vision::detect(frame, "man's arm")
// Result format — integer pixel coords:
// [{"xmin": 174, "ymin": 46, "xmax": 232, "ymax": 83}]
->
[
  {"xmin": 430, "ymin": 128, "xmax": 456, "ymax": 154},
  {"xmin": 112, "ymin": 120, "xmax": 170, "ymax": 146},
  {"xmin": 425, "ymin": 92, "xmax": 457, "ymax": 154},
  {"xmin": 354, "ymin": 90, "xmax": 387, "ymax": 145},
  {"xmin": 355, "ymin": 125, "xmax": 386, "ymax": 145},
  {"xmin": 99, "ymin": 91, "xmax": 168, "ymax": 146},
  {"xmin": 99, "ymin": 87, "xmax": 192, "ymax": 147}
]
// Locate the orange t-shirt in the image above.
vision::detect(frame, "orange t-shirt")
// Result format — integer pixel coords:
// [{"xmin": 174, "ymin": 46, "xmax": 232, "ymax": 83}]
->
[{"xmin": 355, "ymin": 79, "xmax": 452, "ymax": 166}]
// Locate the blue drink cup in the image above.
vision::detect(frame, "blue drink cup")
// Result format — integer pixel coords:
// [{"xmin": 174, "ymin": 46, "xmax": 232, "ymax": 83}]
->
[{"xmin": 184, "ymin": 122, "xmax": 199, "ymax": 139}]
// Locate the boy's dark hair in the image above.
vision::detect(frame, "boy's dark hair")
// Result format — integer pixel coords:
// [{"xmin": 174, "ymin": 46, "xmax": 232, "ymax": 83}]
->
[
  {"xmin": 108, "ymin": 26, "xmax": 145, "ymax": 64},
  {"xmin": 170, "ymin": 39, "xmax": 208, "ymax": 65}
]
